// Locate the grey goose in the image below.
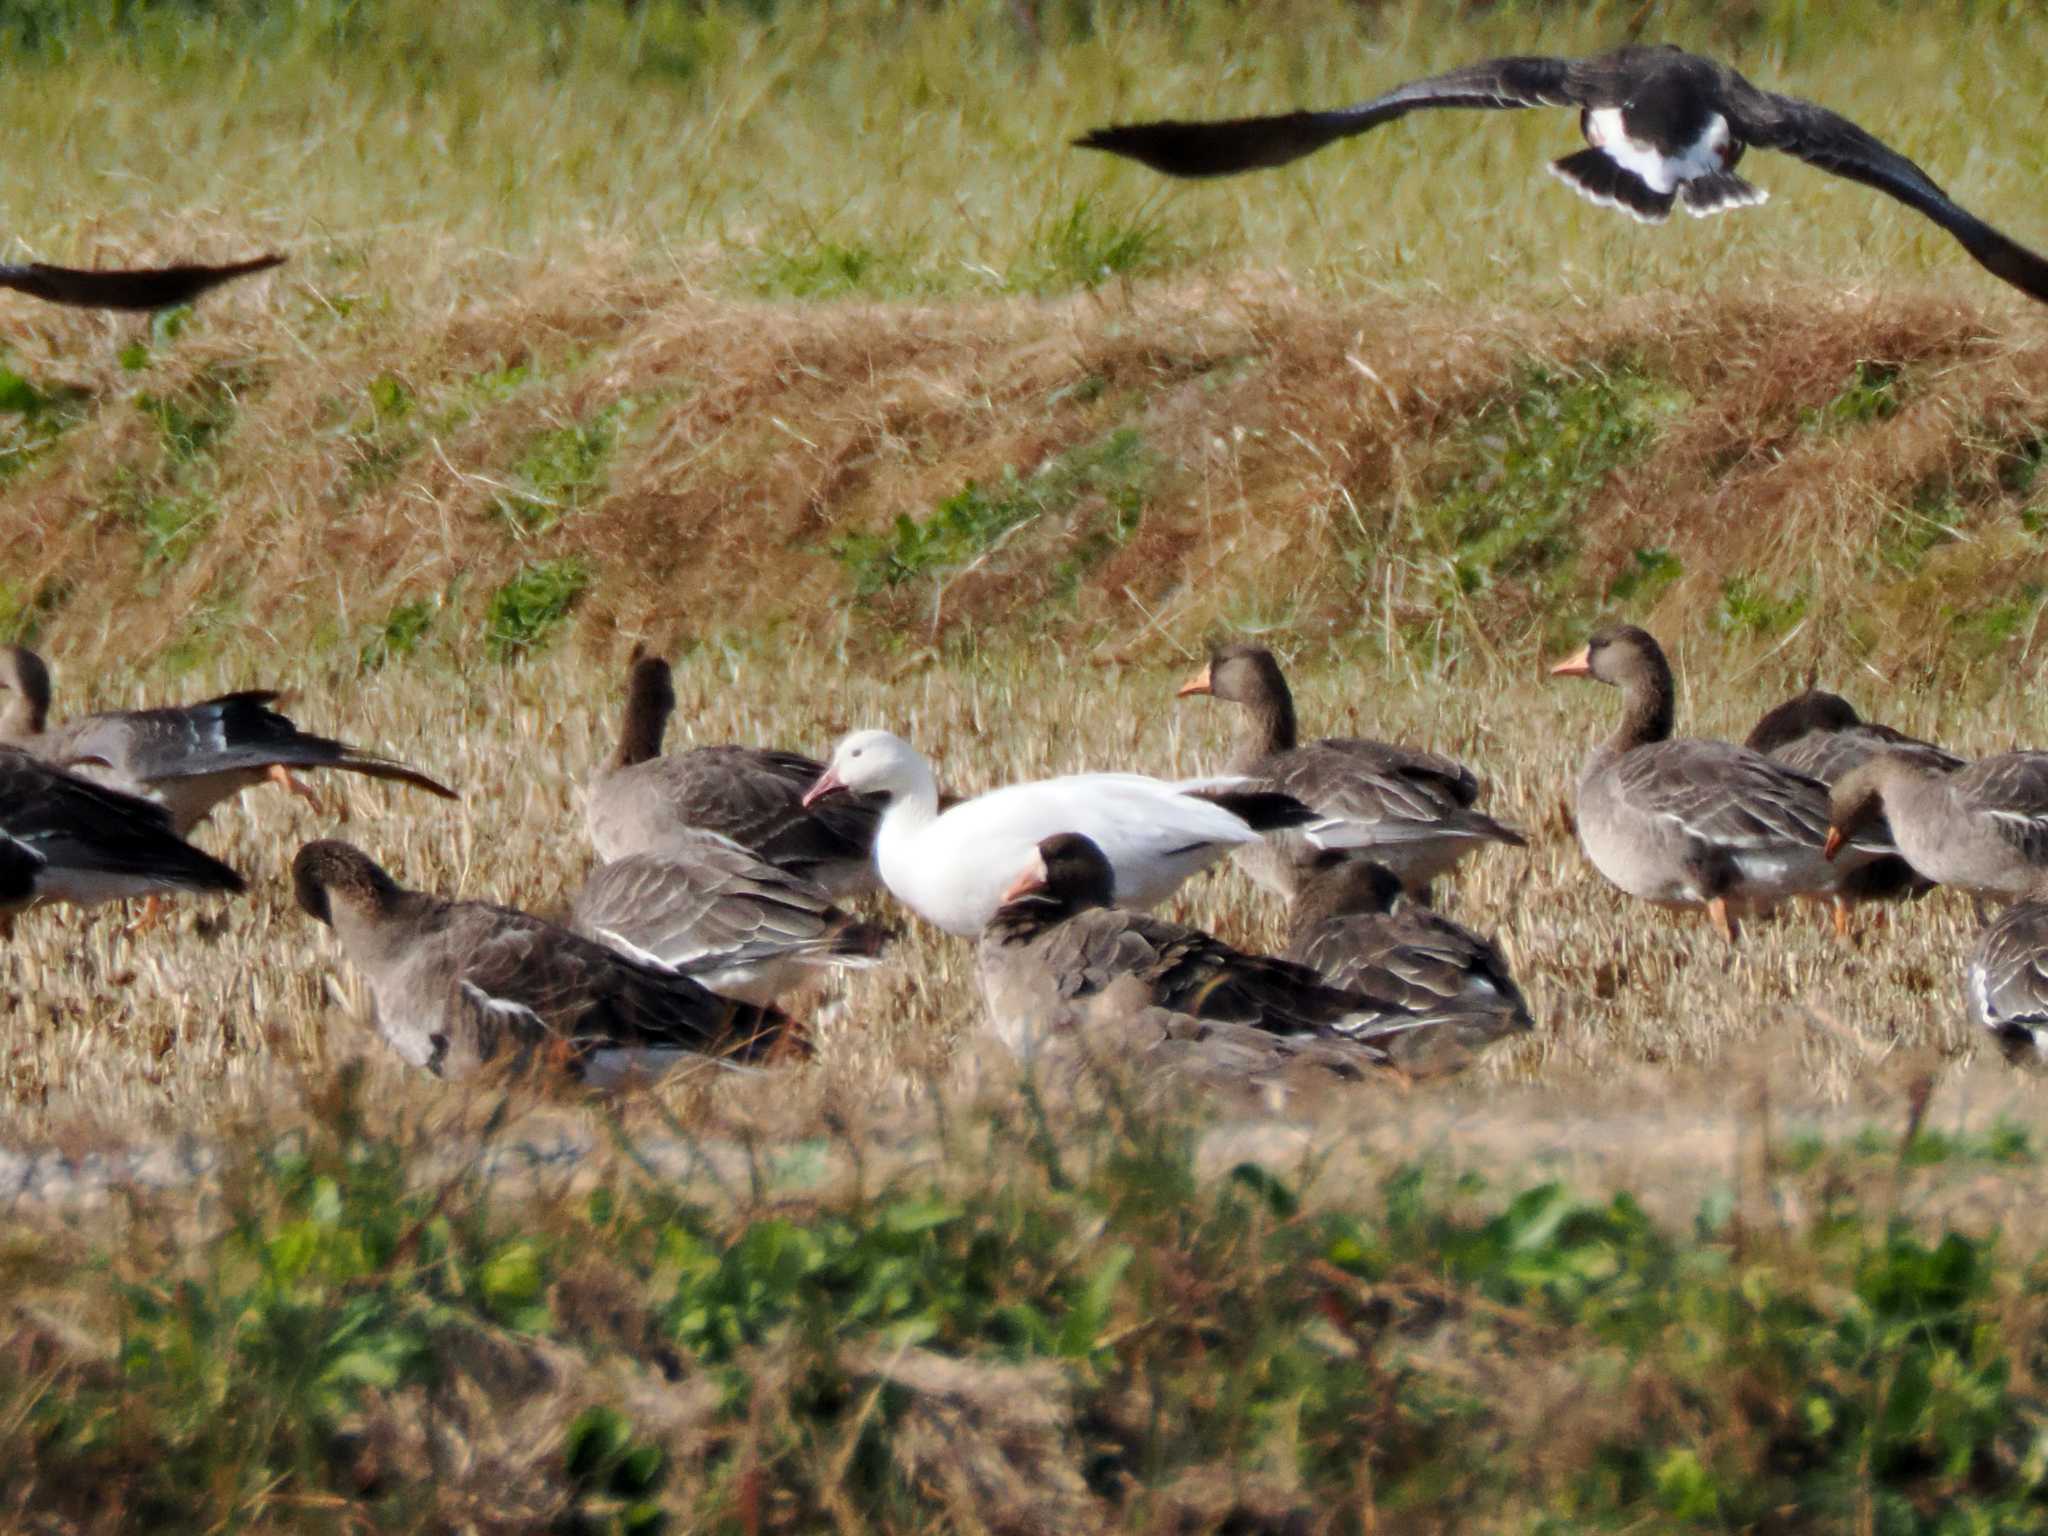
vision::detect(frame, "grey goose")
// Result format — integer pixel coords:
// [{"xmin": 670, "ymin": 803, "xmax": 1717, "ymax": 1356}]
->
[
  {"xmin": 0, "ymin": 746, "xmax": 243, "ymax": 933},
  {"xmin": 1745, "ymin": 687, "xmax": 1962, "ymax": 910},
  {"xmin": 292, "ymin": 841, "xmax": 800, "ymax": 1084},
  {"xmin": 587, "ymin": 652, "xmax": 879, "ymax": 897},
  {"xmin": 1826, "ymin": 751, "xmax": 2048, "ymax": 904},
  {"xmin": 1177, "ymin": 643, "xmax": 1523, "ymax": 899},
  {"xmin": 1284, "ymin": 850, "xmax": 1533, "ymax": 1039},
  {"xmin": 977, "ymin": 832, "xmax": 1481, "ymax": 1068},
  {"xmin": 1077, "ymin": 45, "xmax": 2048, "ymax": 304},
  {"xmin": 571, "ymin": 827, "xmax": 893, "ymax": 1005},
  {"xmin": 1549, "ymin": 625, "xmax": 1890, "ymax": 943},
  {"xmin": 1965, "ymin": 879, "xmax": 2048, "ymax": 1064},
  {"xmin": 0, "ymin": 645, "xmax": 456, "ymax": 837},
  {"xmin": 0, "ymin": 251, "xmax": 284, "ymax": 310}
]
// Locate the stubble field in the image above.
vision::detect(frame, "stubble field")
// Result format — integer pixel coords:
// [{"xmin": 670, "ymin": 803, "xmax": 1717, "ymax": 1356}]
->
[{"xmin": 9, "ymin": 1, "xmax": 2048, "ymax": 1528}]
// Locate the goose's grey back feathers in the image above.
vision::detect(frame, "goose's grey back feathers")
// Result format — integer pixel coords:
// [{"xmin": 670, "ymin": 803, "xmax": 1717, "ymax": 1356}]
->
[{"xmin": 572, "ymin": 829, "xmax": 891, "ymax": 1004}]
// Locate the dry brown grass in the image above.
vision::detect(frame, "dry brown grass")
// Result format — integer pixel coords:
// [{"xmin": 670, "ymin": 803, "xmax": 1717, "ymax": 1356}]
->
[{"xmin": 7, "ymin": 268, "xmax": 2047, "ymax": 680}]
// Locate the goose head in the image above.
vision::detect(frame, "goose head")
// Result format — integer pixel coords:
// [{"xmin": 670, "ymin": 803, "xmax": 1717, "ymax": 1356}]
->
[
  {"xmin": 804, "ymin": 730, "xmax": 934, "ymax": 810},
  {"xmin": 1177, "ymin": 642, "xmax": 1289, "ymax": 707},
  {"xmin": 293, "ymin": 839, "xmax": 404, "ymax": 927},
  {"xmin": 999, "ymin": 832, "xmax": 1118, "ymax": 912},
  {"xmin": 0, "ymin": 645, "xmax": 51, "ymax": 741}
]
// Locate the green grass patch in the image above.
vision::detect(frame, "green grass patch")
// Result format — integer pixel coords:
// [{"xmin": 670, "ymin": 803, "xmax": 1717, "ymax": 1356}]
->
[
  {"xmin": 1606, "ymin": 545, "xmax": 1684, "ymax": 608},
  {"xmin": 136, "ymin": 363, "xmax": 258, "ymax": 465},
  {"xmin": 0, "ymin": 362, "xmax": 90, "ymax": 481},
  {"xmin": 1947, "ymin": 588, "xmax": 2043, "ymax": 660},
  {"xmin": 1804, "ymin": 359, "xmax": 1907, "ymax": 434},
  {"xmin": 1716, "ymin": 572, "xmax": 1808, "ymax": 638},
  {"xmin": 1010, "ymin": 196, "xmax": 1178, "ymax": 293},
  {"xmin": 834, "ymin": 427, "xmax": 1150, "ymax": 598},
  {"xmin": 743, "ymin": 236, "xmax": 933, "ymax": 300},
  {"xmin": 484, "ymin": 557, "xmax": 590, "ymax": 661},
  {"xmin": 358, "ymin": 596, "xmax": 439, "ymax": 671},
  {"xmin": 1419, "ymin": 360, "xmax": 1686, "ymax": 611},
  {"xmin": 492, "ymin": 403, "xmax": 628, "ymax": 536},
  {"xmin": 129, "ymin": 492, "xmax": 218, "ymax": 569}
]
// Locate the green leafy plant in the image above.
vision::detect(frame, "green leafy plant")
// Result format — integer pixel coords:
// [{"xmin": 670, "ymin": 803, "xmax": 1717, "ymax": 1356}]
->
[{"xmin": 485, "ymin": 558, "xmax": 590, "ymax": 661}]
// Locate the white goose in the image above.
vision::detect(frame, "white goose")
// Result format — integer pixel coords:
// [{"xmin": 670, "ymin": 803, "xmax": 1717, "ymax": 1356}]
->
[{"xmin": 802, "ymin": 730, "xmax": 1310, "ymax": 936}]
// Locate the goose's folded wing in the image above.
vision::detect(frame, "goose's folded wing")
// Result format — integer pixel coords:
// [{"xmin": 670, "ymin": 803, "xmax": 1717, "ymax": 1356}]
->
[
  {"xmin": 1971, "ymin": 908, "xmax": 2048, "ymax": 1030},
  {"xmin": 1612, "ymin": 740, "xmax": 1852, "ymax": 851},
  {"xmin": 573, "ymin": 846, "xmax": 844, "ymax": 970},
  {"xmin": 1075, "ymin": 53, "xmax": 1593, "ymax": 178},
  {"xmin": 456, "ymin": 907, "xmax": 794, "ymax": 1061}
]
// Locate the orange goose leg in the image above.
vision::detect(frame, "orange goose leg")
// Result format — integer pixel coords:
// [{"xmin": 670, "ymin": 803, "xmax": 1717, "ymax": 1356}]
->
[
  {"xmin": 1708, "ymin": 896, "xmax": 1740, "ymax": 946},
  {"xmin": 267, "ymin": 762, "xmax": 326, "ymax": 813}
]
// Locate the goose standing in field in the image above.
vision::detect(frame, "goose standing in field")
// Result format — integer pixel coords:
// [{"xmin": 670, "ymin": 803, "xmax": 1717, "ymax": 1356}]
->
[
  {"xmin": 1746, "ymin": 686, "xmax": 1963, "ymax": 911},
  {"xmin": 1176, "ymin": 643, "xmax": 1523, "ymax": 898},
  {"xmin": 0, "ymin": 251, "xmax": 284, "ymax": 310},
  {"xmin": 803, "ymin": 730, "xmax": 1312, "ymax": 936},
  {"xmin": 587, "ymin": 652, "xmax": 878, "ymax": 896},
  {"xmin": 1285, "ymin": 850, "xmax": 1533, "ymax": 1038},
  {"xmin": 1549, "ymin": 625, "xmax": 1890, "ymax": 943},
  {"xmin": 571, "ymin": 828, "xmax": 894, "ymax": 1006},
  {"xmin": 292, "ymin": 840, "xmax": 799, "ymax": 1084},
  {"xmin": 0, "ymin": 645, "xmax": 456, "ymax": 836},
  {"xmin": 1826, "ymin": 750, "xmax": 2048, "ymax": 904},
  {"xmin": 1965, "ymin": 877, "xmax": 2048, "ymax": 1064},
  {"xmin": 0, "ymin": 747, "xmax": 243, "ymax": 934},
  {"xmin": 976, "ymin": 833, "xmax": 1454, "ymax": 1064},
  {"xmin": 1076, "ymin": 44, "xmax": 2048, "ymax": 304}
]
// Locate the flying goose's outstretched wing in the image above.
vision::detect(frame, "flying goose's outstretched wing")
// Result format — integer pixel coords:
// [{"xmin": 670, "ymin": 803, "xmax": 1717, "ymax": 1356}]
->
[
  {"xmin": 0, "ymin": 252, "xmax": 285, "ymax": 311},
  {"xmin": 1074, "ymin": 53, "xmax": 1600, "ymax": 179},
  {"xmin": 1714, "ymin": 76, "xmax": 2048, "ymax": 303}
]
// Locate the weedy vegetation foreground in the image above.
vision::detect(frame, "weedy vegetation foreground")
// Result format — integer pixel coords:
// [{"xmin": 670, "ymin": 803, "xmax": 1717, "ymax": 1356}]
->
[{"xmin": 8, "ymin": 0, "xmax": 2048, "ymax": 1529}]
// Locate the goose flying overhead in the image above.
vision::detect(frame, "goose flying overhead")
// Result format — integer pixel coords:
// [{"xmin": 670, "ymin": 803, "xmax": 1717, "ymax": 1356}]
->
[
  {"xmin": 1076, "ymin": 45, "xmax": 2048, "ymax": 303},
  {"xmin": 0, "ymin": 251, "xmax": 284, "ymax": 311}
]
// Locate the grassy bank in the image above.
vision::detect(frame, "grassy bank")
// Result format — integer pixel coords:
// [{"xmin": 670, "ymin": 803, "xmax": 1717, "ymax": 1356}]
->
[{"xmin": 8, "ymin": 1066, "xmax": 2048, "ymax": 1533}]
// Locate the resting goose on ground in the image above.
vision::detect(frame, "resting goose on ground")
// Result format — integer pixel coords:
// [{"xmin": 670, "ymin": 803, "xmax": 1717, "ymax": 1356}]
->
[
  {"xmin": 1826, "ymin": 751, "xmax": 2048, "ymax": 904},
  {"xmin": 1746, "ymin": 687, "xmax": 1962, "ymax": 909},
  {"xmin": 0, "ymin": 747, "xmax": 243, "ymax": 933},
  {"xmin": 292, "ymin": 841, "xmax": 799, "ymax": 1084},
  {"xmin": 977, "ymin": 832, "xmax": 1472, "ymax": 1067},
  {"xmin": 1076, "ymin": 44, "xmax": 2048, "ymax": 304},
  {"xmin": 571, "ymin": 828, "xmax": 894, "ymax": 1005},
  {"xmin": 0, "ymin": 251, "xmax": 284, "ymax": 310},
  {"xmin": 1965, "ymin": 877, "xmax": 2048, "ymax": 1064},
  {"xmin": 1549, "ymin": 625, "xmax": 1890, "ymax": 943},
  {"xmin": 1284, "ymin": 851, "xmax": 1533, "ymax": 1036},
  {"xmin": 1030, "ymin": 975, "xmax": 1423, "ymax": 1107},
  {"xmin": 1177, "ymin": 643, "xmax": 1523, "ymax": 898},
  {"xmin": 0, "ymin": 645, "xmax": 456, "ymax": 837},
  {"xmin": 587, "ymin": 652, "xmax": 878, "ymax": 896},
  {"xmin": 805, "ymin": 730, "xmax": 1312, "ymax": 936}
]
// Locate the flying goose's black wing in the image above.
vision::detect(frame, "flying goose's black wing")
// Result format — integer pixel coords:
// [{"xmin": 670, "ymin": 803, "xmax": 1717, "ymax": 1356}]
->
[
  {"xmin": 1719, "ymin": 76, "xmax": 2048, "ymax": 303},
  {"xmin": 1075, "ymin": 53, "xmax": 1603, "ymax": 179},
  {"xmin": 0, "ymin": 252, "xmax": 285, "ymax": 311}
]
